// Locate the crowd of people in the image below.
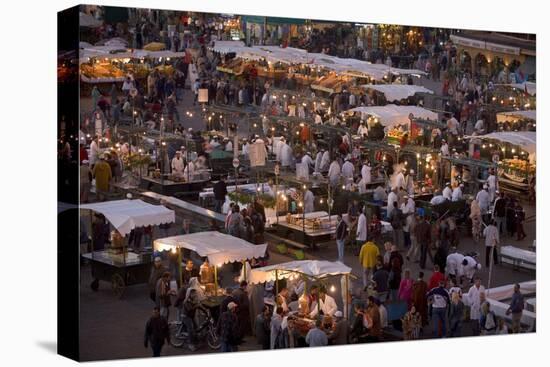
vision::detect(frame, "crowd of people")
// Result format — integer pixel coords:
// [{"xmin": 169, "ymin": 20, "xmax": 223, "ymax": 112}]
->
[{"xmin": 71, "ymin": 8, "xmax": 536, "ymax": 359}]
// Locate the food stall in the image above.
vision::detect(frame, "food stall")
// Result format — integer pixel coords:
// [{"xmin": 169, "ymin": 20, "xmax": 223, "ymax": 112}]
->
[
  {"xmin": 153, "ymin": 231, "xmax": 267, "ymax": 302},
  {"xmin": 248, "ymin": 260, "xmax": 354, "ymax": 330},
  {"xmin": 81, "ymin": 199, "xmax": 176, "ymax": 298},
  {"xmin": 473, "ymin": 131, "xmax": 536, "ymax": 195},
  {"xmin": 360, "ymin": 84, "xmax": 434, "ymax": 105},
  {"xmin": 496, "ymin": 110, "xmax": 536, "ymax": 131},
  {"xmin": 345, "ymin": 105, "xmax": 439, "ymax": 145}
]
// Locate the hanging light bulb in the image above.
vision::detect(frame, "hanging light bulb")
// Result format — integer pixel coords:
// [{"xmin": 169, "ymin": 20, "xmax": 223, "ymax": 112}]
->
[{"xmin": 330, "ymin": 285, "xmax": 336, "ymax": 293}]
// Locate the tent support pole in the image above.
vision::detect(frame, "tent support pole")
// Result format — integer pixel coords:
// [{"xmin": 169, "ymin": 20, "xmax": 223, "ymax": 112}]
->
[
  {"xmin": 243, "ymin": 260, "xmax": 247, "ymax": 281},
  {"xmin": 345, "ymin": 274, "xmax": 350, "ymax": 320},
  {"xmin": 275, "ymin": 269, "xmax": 279, "ymax": 296},
  {"xmin": 178, "ymin": 248, "xmax": 182, "ymax": 288},
  {"xmin": 214, "ymin": 264, "xmax": 218, "ymax": 296}
]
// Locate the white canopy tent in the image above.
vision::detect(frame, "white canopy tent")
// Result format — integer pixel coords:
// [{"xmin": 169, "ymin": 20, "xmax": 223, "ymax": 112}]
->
[
  {"xmin": 496, "ymin": 82, "xmax": 536, "ymax": 96},
  {"xmin": 80, "ymin": 199, "xmax": 175, "ymax": 237},
  {"xmin": 154, "ymin": 231, "xmax": 267, "ymax": 265},
  {"xmin": 210, "ymin": 41, "xmax": 425, "ymax": 81},
  {"xmin": 249, "ymin": 260, "xmax": 352, "ymax": 284},
  {"xmin": 346, "ymin": 104, "xmax": 438, "ymax": 127},
  {"xmin": 473, "ymin": 132, "xmax": 536, "ymax": 154},
  {"xmin": 496, "ymin": 110, "xmax": 536, "ymax": 123},
  {"xmin": 361, "ymin": 84, "xmax": 434, "ymax": 102}
]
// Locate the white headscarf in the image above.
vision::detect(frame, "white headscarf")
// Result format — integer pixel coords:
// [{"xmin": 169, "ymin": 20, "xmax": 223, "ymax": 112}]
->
[{"xmin": 185, "ymin": 277, "xmax": 206, "ymax": 302}]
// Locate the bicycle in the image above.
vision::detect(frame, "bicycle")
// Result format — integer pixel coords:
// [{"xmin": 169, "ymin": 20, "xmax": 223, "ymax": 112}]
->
[{"xmin": 169, "ymin": 307, "xmax": 221, "ymax": 350}]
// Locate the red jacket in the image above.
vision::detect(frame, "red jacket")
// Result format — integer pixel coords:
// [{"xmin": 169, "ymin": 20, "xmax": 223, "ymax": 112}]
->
[{"xmin": 428, "ymin": 271, "xmax": 446, "ymax": 290}]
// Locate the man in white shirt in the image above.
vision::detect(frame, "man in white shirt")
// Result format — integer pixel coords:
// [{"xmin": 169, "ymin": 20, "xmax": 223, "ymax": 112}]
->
[
  {"xmin": 357, "ymin": 121, "xmax": 369, "ymax": 138},
  {"xmin": 401, "ymin": 195, "xmax": 415, "ymax": 215},
  {"xmin": 440, "ymin": 140, "xmax": 450, "ymax": 156},
  {"xmin": 242, "ymin": 139, "xmax": 249, "ymax": 158},
  {"xmin": 406, "ymin": 169, "xmax": 415, "ymax": 195},
  {"xmin": 430, "ymin": 191, "xmax": 447, "ymax": 205},
  {"xmin": 474, "ymin": 119, "xmax": 485, "ymax": 133},
  {"xmin": 314, "ymin": 150, "xmax": 324, "ymax": 173},
  {"xmin": 89, "ymin": 136, "xmax": 100, "ymax": 167},
  {"xmin": 476, "ymin": 185, "xmax": 490, "ymax": 215},
  {"xmin": 301, "ymin": 152, "xmax": 314, "ymax": 170},
  {"xmin": 210, "ymin": 136, "xmax": 220, "ymax": 149},
  {"xmin": 341, "ymin": 157, "xmax": 355, "ymax": 187},
  {"xmin": 356, "ymin": 208, "xmax": 368, "ymax": 248},
  {"xmin": 442, "ymin": 182, "xmax": 453, "ymax": 201},
  {"xmin": 461, "ymin": 256, "xmax": 481, "ymax": 284},
  {"xmin": 183, "ymin": 159, "xmax": 196, "ymax": 180},
  {"xmin": 483, "ymin": 220, "xmax": 499, "ymax": 267},
  {"xmin": 466, "ymin": 278, "xmax": 486, "ymax": 336},
  {"xmin": 320, "ymin": 149, "xmax": 331, "ymax": 172},
  {"xmin": 447, "ymin": 116, "xmax": 460, "ymax": 135},
  {"xmin": 309, "ymin": 287, "xmax": 338, "ymax": 318},
  {"xmin": 486, "ymin": 169, "xmax": 498, "ymax": 203},
  {"xmin": 361, "ymin": 161, "xmax": 372, "ymax": 184},
  {"xmin": 171, "ymin": 151, "xmax": 185, "ymax": 176},
  {"xmin": 304, "ymin": 189, "xmax": 315, "ymax": 213},
  {"xmin": 386, "ymin": 188, "xmax": 398, "ymax": 219},
  {"xmin": 224, "ymin": 138, "xmax": 233, "ymax": 152},
  {"xmin": 395, "ymin": 168, "xmax": 406, "ymax": 191},
  {"xmin": 280, "ymin": 141, "xmax": 293, "ymax": 168},
  {"xmin": 446, "ymin": 252, "xmax": 465, "ymax": 281},
  {"xmin": 452, "ymin": 183, "xmax": 464, "ymax": 201},
  {"xmin": 328, "ymin": 158, "xmax": 341, "ymax": 187}
]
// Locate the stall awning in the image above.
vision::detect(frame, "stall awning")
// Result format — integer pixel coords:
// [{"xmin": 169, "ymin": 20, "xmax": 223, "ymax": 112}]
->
[
  {"xmin": 471, "ymin": 131, "xmax": 536, "ymax": 154},
  {"xmin": 346, "ymin": 105, "xmax": 438, "ymax": 127},
  {"xmin": 495, "ymin": 82, "xmax": 536, "ymax": 96},
  {"xmin": 496, "ymin": 110, "xmax": 536, "ymax": 123},
  {"xmin": 153, "ymin": 231, "xmax": 267, "ymax": 265},
  {"xmin": 249, "ymin": 260, "xmax": 352, "ymax": 284},
  {"xmin": 80, "ymin": 199, "xmax": 175, "ymax": 236},
  {"xmin": 210, "ymin": 41, "xmax": 425, "ymax": 81},
  {"xmin": 361, "ymin": 84, "xmax": 434, "ymax": 102}
]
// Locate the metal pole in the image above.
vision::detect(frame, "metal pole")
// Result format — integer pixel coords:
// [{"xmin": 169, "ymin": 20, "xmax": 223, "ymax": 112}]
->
[
  {"xmin": 345, "ymin": 274, "xmax": 350, "ymax": 320},
  {"xmin": 178, "ymin": 247, "xmax": 182, "ymax": 287},
  {"xmin": 487, "ymin": 244, "xmax": 495, "ymax": 295},
  {"xmin": 275, "ymin": 269, "xmax": 279, "ymax": 296},
  {"xmin": 214, "ymin": 264, "xmax": 218, "ymax": 296}
]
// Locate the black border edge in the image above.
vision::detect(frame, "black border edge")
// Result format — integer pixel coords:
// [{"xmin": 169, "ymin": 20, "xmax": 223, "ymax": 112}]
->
[{"xmin": 57, "ymin": 4, "xmax": 81, "ymax": 362}]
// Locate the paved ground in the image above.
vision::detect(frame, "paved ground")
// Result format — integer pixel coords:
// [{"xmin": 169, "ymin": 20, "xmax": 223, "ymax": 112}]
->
[{"xmin": 79, "ymin": 78, "xmax": 536, "ymax": 361}]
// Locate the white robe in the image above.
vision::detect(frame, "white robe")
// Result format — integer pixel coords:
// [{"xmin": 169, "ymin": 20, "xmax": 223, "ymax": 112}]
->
[
  {"xmin": 280, "ymin": 143, "xmax": 293, "ymax": 167},
  {"xmin": 361, "ymin": 165, "xmax": 372, "ymax": 183},
  {"xmin": 476, "ymin": 190, "xmax": 490, "ymax": 214},
  {"xmin": 452, "ymin": 187, "xmax": 463, "ymax": 201},
  {"xmin": 441, "ymin": 143, "xmax": 450, "ymax": 156},
  {"xmin": 466, "ymin": 285, "xmax": 486, "ymax": 320},
  {"xmin": 320, "ymin": 151, "xmax": 331, "ymax": 172},
  {"xmin": 395, "ymin": 172, "xmax": 406, "ymax": 190},
  {"xmin": 386, "ymin": 192, "xmax": 398, "ymax": 217},
  {"xmin": 461, "ymin": 256, "xmax": 479, "ymax": 280},
  {"xmin": 301, "ymin": 154, "xmax": 314, "ymax": 169},
  {"xmin": 341, "ymin": 161, "xmax": 354, "ymax": 180},
  {"xmin": 309, "ymin": 294, "xmax": 338, "ymax": 318},
  {"xmin": 314, "ymin": 152, "xmax": 323, "ymax": 173},
  {"xmin": 442, "ymin": 186, "xmax": 453, "ymax": 200},
  {"xmin": 446, "ymin": 253, "xmax": 465, "ymax": 276},
  {"xmin": 328, "ymin": 161, "xmax": 341, "ymax": 186},
  {"xmin": 430, "ymin": 195, "xmax": 445, "ymax": 205},
  {"xmin": 89, "ymin": 140, "xmax": 99, "ymax": 166},
  {"xmin": 304, "ymin": 190, "xmax": 315, "ymax": 213},
  {"xmin": 242, "ymin": 143, "xmax": 249, "ymax": 157},
  {"xmin": 487, "ymin": 175, "xmax": 498, "ymax": 202},
  {"xmin": 183, "ymin": 161, "xmax": 196, "ymax": 180},
  {"xmin": 406, "ymin": 175, "xmax": 415, "ymax": 195},
  {"xmin": 171, "ymin": 157, "xmax": 185, "ymax": 175},
  {"xmin": 401, "ymin": 198, "xmax": 415, "ymax": 215},
  {"xmin": 357, "ymin": 124, "xmax": 369, "ymax": 137},
  {"xmin": 356, "ymin": 213, "xmax": 368, "ymax": 241},
  {"xmin": 225, "ymin": 141, "xmax": 233, "ymax": 152}
]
